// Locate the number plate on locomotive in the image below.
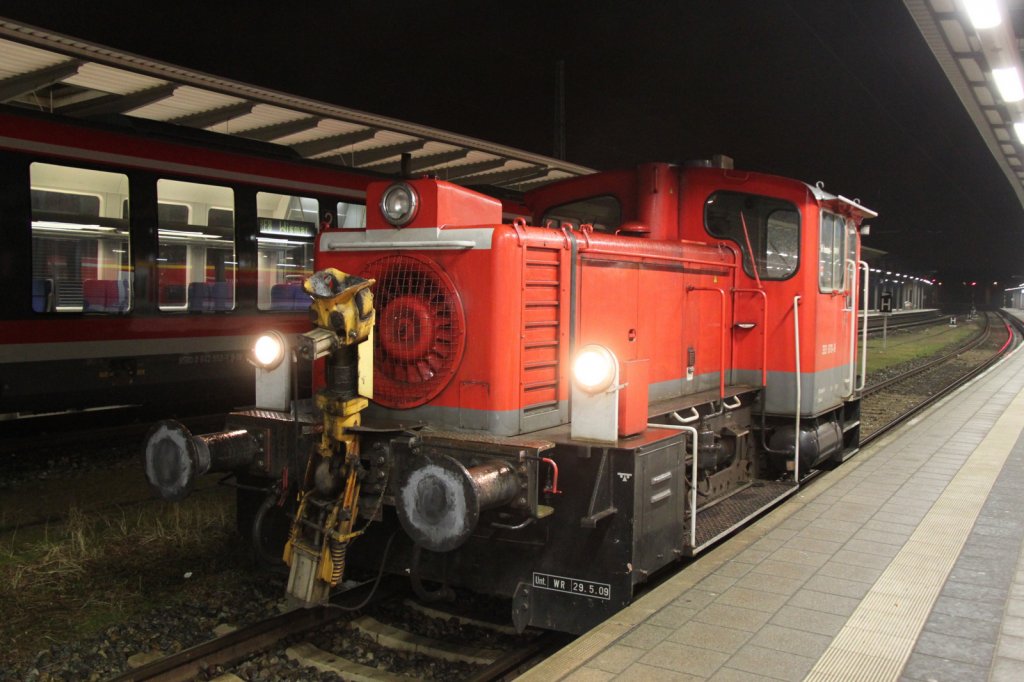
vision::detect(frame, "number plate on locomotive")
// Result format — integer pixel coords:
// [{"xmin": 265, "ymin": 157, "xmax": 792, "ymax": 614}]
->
[{"xmin": 532, "ymin": 572, "xmax": 611, "ymax": 600}]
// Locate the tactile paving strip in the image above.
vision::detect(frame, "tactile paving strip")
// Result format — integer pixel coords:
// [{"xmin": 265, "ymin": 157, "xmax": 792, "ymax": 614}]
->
[{"xmin": 805, "ymin": 385, "xmax": 1024, "ymax": 681}]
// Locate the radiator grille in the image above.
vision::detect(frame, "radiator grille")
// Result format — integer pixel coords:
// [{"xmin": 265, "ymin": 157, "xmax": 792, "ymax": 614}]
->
[{"xmin": 361, "ymin": 255, "xmax": 465, "ymax": 409}]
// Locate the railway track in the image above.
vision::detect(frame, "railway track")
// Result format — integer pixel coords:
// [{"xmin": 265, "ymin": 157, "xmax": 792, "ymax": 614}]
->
[
  {"xmin": 861, "ymin": 310, "xmax": 1018, "ymax": 444},
  {"xmin": 109, "ymin": 576, "xmax": 566, "ymax": 682},
  {"xmin": 862, "ymin": 309, "xmax": 946, "ymax": 335}
]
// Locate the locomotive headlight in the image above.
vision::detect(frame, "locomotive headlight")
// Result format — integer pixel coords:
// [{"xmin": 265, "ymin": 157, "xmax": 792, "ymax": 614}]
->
[
  {"xmin": 380, "ymin": 182, "xmax": 419, "ymax": 227},
  {"xmin": 251, "ymin": 331, "xmax": 286, "ymax": 369},
  {"xmin": 572, "ymin": 344, "xmax": 617, "ymax": 393}
]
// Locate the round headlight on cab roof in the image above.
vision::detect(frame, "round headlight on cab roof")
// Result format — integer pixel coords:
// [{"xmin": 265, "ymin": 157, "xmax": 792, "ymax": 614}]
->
[{"xmin": 380, "ymin": 183, "xmax": 419, "ymax": 227}]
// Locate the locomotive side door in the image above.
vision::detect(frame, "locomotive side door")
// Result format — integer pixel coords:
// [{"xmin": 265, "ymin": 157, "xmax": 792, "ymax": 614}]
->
[{"xmin": 813, "ymin": 211, "xmax": 857, "ymax": 412}]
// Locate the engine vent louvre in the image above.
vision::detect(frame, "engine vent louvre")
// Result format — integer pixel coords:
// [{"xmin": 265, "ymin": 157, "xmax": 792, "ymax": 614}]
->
[{"xmin": 361, "ymin": 255, "xmax": 466, "ymax": 409}]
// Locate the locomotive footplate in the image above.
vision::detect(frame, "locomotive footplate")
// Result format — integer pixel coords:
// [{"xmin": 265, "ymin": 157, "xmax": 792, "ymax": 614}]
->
[{"xmin": 687, "ymin": 480, "xmax": 798, "ymax": 554}]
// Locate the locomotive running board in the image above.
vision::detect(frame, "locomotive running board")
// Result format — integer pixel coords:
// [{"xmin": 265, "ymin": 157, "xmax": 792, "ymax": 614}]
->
[{"xmin": 686, "ymin": 481, "xmax": 799, "ymax": 556}]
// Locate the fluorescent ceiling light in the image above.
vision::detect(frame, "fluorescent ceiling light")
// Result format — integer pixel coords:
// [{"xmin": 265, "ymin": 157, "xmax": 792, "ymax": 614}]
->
[
  {"xmin": 993, "ymin": 66, "xmax": 1024, "ymax": 102},
  {"xmin": 32, "ymin": 220, "xmax": 111, "ymax": 231},
  {"xmin": 1014, "ymin": 121, "xmax": 1024, "ymax": 143},
  {"xmin": 965, "ymin": 0, "xmax": 1002, "ymax": 29}
]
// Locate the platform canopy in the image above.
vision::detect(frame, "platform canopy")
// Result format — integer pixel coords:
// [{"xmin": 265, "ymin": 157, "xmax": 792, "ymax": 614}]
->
[
  {"xmin": 0, "ymin": 18, "xmax": 593, "ymax": 191},
  {"xmin": 905, "ymin": 0, "xmax": 1024, "ymax": 209}
]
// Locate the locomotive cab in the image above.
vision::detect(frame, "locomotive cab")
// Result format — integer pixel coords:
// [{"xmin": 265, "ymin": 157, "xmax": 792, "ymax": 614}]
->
[
  {"xmin": 678, "ymin": 165, "xmax": 873, "ymax": 470},
  {"xmin": 144, "ymin": 160, "xmax": 873, "ymax": 634}
]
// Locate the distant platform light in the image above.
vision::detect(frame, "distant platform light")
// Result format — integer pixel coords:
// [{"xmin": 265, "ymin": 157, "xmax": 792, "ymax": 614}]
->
[
  {"xmin": 1014, "ymin": 121, "xmax": 1024, "ymax": 144},
  {"xmin": 993, "ymin": 66, "xmax": 1024, "ymax": 102},
  {"xmin": 965, "ymin": 0, "xmax": 1002, "ymax": 29}
]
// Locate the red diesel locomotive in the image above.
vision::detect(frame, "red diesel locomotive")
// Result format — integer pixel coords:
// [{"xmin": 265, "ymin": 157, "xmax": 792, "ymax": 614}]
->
[{"xmin": 145, "ymin": 157, "xmax": 873, "ymax": 633}]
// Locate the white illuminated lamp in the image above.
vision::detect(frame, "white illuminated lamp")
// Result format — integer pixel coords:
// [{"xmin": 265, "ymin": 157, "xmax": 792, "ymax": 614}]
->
[
  {"xmin": 252, "ymin": 332, "xmax": 286, "ymax": 369},
  {"xmin": 570, "ymin": 344, "xmax": 621, "ymax": 442},
  {"xmin": 572, "ymin": 345, "xmax": 618, "ymax": 393},
  {"xmin": 250, "ymin": 330, "xmax": 292, "ymax": 411},
  {"xmin": 993, "ymin": 66, "xmax": 1024, "ymax": 103},
  {"xmin": 964, "ymin": 0, "xmax": 1001, "ymax": 29}
]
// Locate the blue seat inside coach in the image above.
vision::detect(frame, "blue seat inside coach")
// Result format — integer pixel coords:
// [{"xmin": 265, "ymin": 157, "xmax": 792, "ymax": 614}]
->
[
  {"xmin": 187, "ymin": 282, "xmax": 209, "ymax": 312},
  {"xmin": 270, "ymin": 283, "xmax": 311, "ymax": 310},
  {"xmin": 32, "ymin": 278, "xmax": 53, "ymax": 312},
  {"xmin": 210, "ymin": 281, "xmax": 232, "ymax": 311},
  {"xmin": 187, "ymin": 281, "xmax": 233, "ymax": 312}
]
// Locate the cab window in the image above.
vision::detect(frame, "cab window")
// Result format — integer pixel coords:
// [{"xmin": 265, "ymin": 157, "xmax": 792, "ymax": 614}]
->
[
  {"xmin": 819, "ymin": 212, "xmax": 848, "ymax": 293},
  {"xmin": 704, "ymin": 191, "xmax": 799, "ymax": 280},
  {"xmin": 336, "ymin": 200, "xmax": 367, "ymax": 228}
]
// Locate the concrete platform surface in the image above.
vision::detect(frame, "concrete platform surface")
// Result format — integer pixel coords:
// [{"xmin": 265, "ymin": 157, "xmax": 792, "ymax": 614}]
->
[{"xmin": 518, "ymin": 315, "xmax": 1024, "ymax": 681}]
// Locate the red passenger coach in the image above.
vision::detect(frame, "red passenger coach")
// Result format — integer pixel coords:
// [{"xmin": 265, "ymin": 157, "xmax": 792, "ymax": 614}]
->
[
  {"xmin": 0, "ymin": 107, "xmax": 374, "ymax": 424},
  {"xmin": 146, "ymin": 157, "xmax": 874, "ymax": 633}
]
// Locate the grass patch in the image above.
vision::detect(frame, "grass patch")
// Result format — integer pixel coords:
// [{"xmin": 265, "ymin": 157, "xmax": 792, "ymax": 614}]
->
[
  {"xmin": 0, "ymin": 486, "xmax": 246, "ymax": 666},
  {"xmin": 865, "ymin": 318, "xmax": 985, "ymax": 375}
]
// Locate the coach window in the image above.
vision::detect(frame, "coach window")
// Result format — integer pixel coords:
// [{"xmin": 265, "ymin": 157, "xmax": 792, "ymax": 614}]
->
[
  {"xmin": 819, "ymin": 212, "xmax": 847, "ymax": 293},
  {"xmin": 704, "ymin": 191, "xmax": 799, "ymax": 280},
  {"xmin": 336, "ymin": 200, "xmax": 367, "ymax": 229},
  {"xmin": 30, "ymin": 163, "xmax": 131, "ymax": 313},
  {"xmin": 257, "ymin": 192, "xmax": 318, "ymax": 311},
  {"xmin": 156, "ymin": 179, "xmax": 235, "ymax": 312},
  {"xmin": 542, "ymin": 195, "xmax": 622, "ymax": 233}
]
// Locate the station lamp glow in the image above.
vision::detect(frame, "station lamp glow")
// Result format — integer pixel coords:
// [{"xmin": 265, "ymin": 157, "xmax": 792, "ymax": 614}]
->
[
  {"xmin": 1015, "ymin": 121, "xmax": 1024, "ymax": 144},
  {"xmin": 965, "ymin": 0, "xmax": 1002, "ymax": 29},
  {"xmin": 993, "ymin": 66, "xmax": 1024, "ymax": 103}
]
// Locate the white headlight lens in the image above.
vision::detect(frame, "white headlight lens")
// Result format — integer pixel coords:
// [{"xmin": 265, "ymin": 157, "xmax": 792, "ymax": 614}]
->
[
  {"xmin": 252, "ymin": 333, "xmax": 285, "ymax": 368},
  {"xmin": 573, "ymin": 345, "xmax": 616, "ymax": 393},
  {"xmin": 380, "ymin": 183, "xmax": 418, "ymax": 226}
]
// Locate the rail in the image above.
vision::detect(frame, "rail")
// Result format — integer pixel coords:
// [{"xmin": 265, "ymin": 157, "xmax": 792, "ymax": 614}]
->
[
  {"xmin": 858, "ymin": 260, "xmax": 869, "ymax": 391},
  {"xmin": 464, "ymin": 631, "xmax": 573, "ymax": 682},
  {"xmin": 861, "ymin": 310, "xmax": 946, "ymax": 335},
  {"xmin": 793, "ymin": 295, "xmax": 802, "ymax": 484},
  {"xmin": 862, "ymin": 311, "xmax": 994, "ymax": 398},
  {"xmin": 688, "ymin": 286, "xmax": 727, "ymax": 398},
  {"xmin": 844, "ymin": 259, "xmax": 858, "ymax": 398},
  {"xmin": 862, "ymin": 311, "xmax": 1017, "ymax": 447},
  {"xmin": 648, "ymin": 422, "xmax": 699, "ymax": 547},
  {"xmin": 108, "ymin": 579, "xmax": 402, "ymax": 682},
  {"xmin": 581, "ymin": 247, "xmax": 736, "ymax": 272},
  {"xmin": 733, "ymin": 287, "xmax": 768, "ymax": 386}
]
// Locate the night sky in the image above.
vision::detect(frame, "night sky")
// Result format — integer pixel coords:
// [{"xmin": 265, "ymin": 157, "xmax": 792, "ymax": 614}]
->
[{"xmin": 4, "ymin": 1, "xmax": 1023, "ymax": 285}]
